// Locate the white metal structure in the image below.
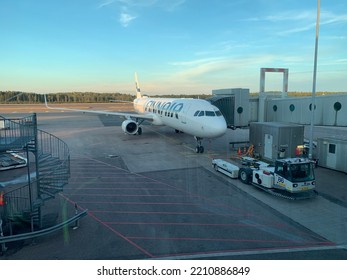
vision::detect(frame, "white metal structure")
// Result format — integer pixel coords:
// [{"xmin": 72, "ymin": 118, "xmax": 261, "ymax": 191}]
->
[
  {"xmin": 44, "ymin": 73, "xmax": 227, "ymax": 153},
  {"xmin": 259, "ymin": 68, "xmax": 289, "ymax": 98},
  {"xmin": 258, "ymin": 67, "xmax": 289, "ymax": 122}
]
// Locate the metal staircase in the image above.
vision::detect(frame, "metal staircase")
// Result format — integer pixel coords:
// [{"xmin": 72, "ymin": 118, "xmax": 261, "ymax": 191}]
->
[{"xmin": 0, "ymin": 113, "xmax": 70, "ymax": 228}]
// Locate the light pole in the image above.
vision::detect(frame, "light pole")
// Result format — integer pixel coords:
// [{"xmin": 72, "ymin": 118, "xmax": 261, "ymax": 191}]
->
[{"xmin": 309, "ymin": 0, "xmax": 320, "ymax": 160}]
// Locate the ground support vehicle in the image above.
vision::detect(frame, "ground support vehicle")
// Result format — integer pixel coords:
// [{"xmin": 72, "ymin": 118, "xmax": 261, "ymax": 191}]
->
[
  {"xmin": 212, "ymin": 157, "xmax": 317, "ymax": 200},
  {"xmin": 212, "ymin": 159, "xmax": 240, "ymax": 178}
]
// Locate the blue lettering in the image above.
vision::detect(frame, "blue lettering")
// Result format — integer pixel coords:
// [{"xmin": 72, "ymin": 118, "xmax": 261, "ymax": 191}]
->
[
  {"xmin": 172, "ymin": 103, "xmax": 183, "ymax": 112},
  {"xmin": 162, "ymin": 102, "xmax": 171, "ymax": 110}
]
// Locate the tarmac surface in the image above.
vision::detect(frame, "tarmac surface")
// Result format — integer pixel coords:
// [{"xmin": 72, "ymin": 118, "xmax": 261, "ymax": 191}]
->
[{"xmin": 1, "ymin": 104, "xmax": 347, "ymax": 259}]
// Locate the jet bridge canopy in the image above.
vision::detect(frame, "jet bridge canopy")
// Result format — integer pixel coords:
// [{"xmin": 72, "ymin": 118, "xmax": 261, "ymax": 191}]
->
[{"xmin": 208, "ymin": 88, "xmax": 250, "ymax": 129}]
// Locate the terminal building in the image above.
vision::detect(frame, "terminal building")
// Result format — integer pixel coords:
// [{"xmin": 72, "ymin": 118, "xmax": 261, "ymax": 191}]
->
[{"xmin": 209, "ymin": 68, "xmax": 347, "ymax": 172}]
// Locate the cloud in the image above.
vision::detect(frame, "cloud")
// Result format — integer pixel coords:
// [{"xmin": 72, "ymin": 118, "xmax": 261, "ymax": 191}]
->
[
  {"xmin": 114, "ymin": 0, "xmax": 185, "ymax": 27},
  {"xmin": 117, "ymin": 0, "xmax": 157, "ymax": 7},
  {"xmin": 98, "ymin": 0, "xmax": 115, "ymax": 9},
  {"xmin": 279, "ymin": 23, "xmax": 316, "ymax": 36},
  {"xmin": 116, "ymin": 0, "xmax": 185, "ymax": 11},
  {"xmin": 170, "ymin": 57, "xmax": 226, "ymax": 67},
  {"xmin": 119, "ymin": 12, "xmax": 137, "ymax": 27},
  {"xmin": 170, "ymin": 55, "xmax": 277, "ymax": 82},
  {"xmin": 265, "ymin": 11, "xmax": 317, "ymax": 22},
  {"xmin": 321, "ymin": 11, "xmax": 347, "ymax": 25},
  {"xmin": 158, "ymin": 0, "xmax": 186, "ymax": 12},
  {"xmin": 97, "ymin": 0, "xmax": 186, "ymax": 28},
  {"xmin": 244, "ymin": 10, "xmax": 347, "ymax": 36}
]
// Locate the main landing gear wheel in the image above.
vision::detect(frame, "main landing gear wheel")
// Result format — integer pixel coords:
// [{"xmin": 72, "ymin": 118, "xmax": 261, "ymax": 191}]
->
[
  {"xmin": 195, "ymin": 145, "xmax": 204, "ymax": 153},
  {"xmin": 137, "ymin": 127, "xmax": 142, "ymax": 135}
]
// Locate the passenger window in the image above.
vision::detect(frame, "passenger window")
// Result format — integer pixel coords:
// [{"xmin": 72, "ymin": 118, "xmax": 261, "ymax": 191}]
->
[{"xmin": 198, "ymin": 111, "xmax": 205, "ymax": 117}]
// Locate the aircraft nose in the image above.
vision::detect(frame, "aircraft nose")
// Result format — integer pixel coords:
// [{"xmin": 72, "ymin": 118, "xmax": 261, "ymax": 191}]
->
[
  {"xmin": 217, "ymin": 120, "xmax": 227, "ymax": 135},
  {"xmin": 210, "ymin": 118, "xmax": 227, "ymax": 137}
]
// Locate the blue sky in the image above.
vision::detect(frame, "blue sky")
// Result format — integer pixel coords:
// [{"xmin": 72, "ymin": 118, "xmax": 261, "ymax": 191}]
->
[{"xmin": 0, "ymin": 0, "xmax": 346, "ymax": 94}]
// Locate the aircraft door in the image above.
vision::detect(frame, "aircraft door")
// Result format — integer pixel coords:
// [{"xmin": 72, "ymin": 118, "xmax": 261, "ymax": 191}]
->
[
  {"xmin": 326, "ymin": 143, "xmax": 337, "ymax": 169},
  {"xmin": 264, "ymin": 134, "xmax": 273, "ymax": 160},
  {"xmin": 180, "ymin": 104, "xmax": 191, "ymax": 125}
]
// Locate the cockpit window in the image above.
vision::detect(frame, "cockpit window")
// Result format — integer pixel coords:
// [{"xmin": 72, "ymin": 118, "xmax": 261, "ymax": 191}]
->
[
  {"xmin": 195, "ymin": 110, "xmax": 220, "ymax": 117},
  {"xmin": 205, "ymin": 111, "xmax": 215, "ymax": 116}
]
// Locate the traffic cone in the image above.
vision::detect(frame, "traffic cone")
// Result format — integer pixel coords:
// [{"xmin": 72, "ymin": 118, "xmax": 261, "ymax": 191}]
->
[
  {"xmin": 0, "ymin": 192, "xmax": 4, "ymax": 206},
  {"xmin": 237, "ymin": 147, "xmax": 242, "ymax": 156}
]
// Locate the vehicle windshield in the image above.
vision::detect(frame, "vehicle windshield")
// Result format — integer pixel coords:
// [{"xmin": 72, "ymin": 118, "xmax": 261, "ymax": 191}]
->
[{"xmin": 288, "ymin": 163, "xmax": 315, "ymax": 182}]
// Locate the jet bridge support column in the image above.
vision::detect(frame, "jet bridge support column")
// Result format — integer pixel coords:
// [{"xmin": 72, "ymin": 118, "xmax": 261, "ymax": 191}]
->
[{"xmin": 259, "ymin": 68, "xmax": 289, "ymax": 122}]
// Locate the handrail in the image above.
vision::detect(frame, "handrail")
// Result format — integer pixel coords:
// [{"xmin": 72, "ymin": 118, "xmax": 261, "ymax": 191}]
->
[
  {"xmin": 0, "ymin": 114, "xmax": 36, "ymax": 152},
  {"xmin": 0, "ymin": 209, "xmax": 87, "ymax": 245}
]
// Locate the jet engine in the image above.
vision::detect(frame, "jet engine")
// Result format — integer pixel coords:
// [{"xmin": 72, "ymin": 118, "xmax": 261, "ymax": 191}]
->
[{"xmin": 121, "ymin": 119, "xmax": 139, "ymax": 135}]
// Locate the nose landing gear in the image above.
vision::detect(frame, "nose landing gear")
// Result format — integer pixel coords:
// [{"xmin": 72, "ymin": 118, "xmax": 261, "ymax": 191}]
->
[{"xmin": 195, "ymin": 137, "xmax": 204, "ymax": 153}]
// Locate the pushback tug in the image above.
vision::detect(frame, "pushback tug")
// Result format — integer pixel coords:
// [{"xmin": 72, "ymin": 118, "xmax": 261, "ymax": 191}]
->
[{"xmin": 212, "ymin": 156, "xmax": 317, "ymax": 200}]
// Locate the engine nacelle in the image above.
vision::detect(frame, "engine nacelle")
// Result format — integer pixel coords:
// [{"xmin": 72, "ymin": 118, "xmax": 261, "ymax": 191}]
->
[{"xmin": 121, "ymin": 119, "xmax": 139, "ymax": 135}]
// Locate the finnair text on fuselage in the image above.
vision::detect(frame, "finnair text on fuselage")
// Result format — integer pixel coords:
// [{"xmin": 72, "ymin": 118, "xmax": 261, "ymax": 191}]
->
[{"xmin": 135, "ymin": 98, "xmax": 184, "ymax": 114}]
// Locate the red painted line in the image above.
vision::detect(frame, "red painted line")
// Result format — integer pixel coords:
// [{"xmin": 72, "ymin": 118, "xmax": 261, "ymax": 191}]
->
[
  {"xmin": 126, "ymin": 236, "xmax": 333, "ymax": 245},
  {"xmin": 66, "ymin": 155, "xmax": 332, "ymax": 258},
  {"xmin": 69, "ymin": 176, "xmax": 144, "ymax": 179},
  {"xmin": 59, "ymin": 193, "xmax": 155, "ymax": 258},
  {"xmin": 66, "ymin": 182, "xmax": 164, "ymax": 185},
  {"xmin": 71, "ymin": 165, "xmax": 121, "ymax": 167},
  {"xmin": 89, "ymin": 210, "xmax": 254, "ymax": 217},
  {"xmin": 104, "ymin": 221, "xmax": 286, "ymax": 228},
  {"xmin": 71, "ymin": 167, "xmax": 125, "ymax": 170},
  {"xmin": 74, "ymin": 201, "xmax": 201, "ymax": 206},
  {"xmin": 64, "ymin": 187, "xmax": 170, "ymax": 190},
  {"xmin": 65, "ymin": 193, "xmax": 201, "ymax": 198},
  {"xmin": 87, "ymin": 211, "xmax": 155, "ymax": 258},
  {"xmin": 67, "ymin": 156, "xmax": 283, "ymax": 220}
]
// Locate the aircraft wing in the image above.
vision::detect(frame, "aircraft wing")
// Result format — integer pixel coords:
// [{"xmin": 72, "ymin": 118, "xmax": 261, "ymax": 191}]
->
[{"xmin": 44, "ymin": 95, "xmax": 154, "ymax": 121}]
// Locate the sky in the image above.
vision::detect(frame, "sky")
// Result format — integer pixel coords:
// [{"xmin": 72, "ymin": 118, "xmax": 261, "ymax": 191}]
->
[{"xmin": 0, "ymin": 0, "xmax": 346, "ymax": 95}]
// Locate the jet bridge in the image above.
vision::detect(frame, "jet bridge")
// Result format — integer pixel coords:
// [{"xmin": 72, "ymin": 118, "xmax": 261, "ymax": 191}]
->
[{"xmin": 208, "ymin": 88, "xmax": 250, "ymax": 129}]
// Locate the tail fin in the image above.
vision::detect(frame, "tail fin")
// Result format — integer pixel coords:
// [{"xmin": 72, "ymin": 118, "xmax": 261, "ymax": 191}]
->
[{"xmin": 135, "ymin": 72, "xmax": 142, "ymax": 98}]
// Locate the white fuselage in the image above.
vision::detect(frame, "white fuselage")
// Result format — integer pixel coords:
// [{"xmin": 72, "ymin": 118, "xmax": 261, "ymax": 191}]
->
[{"xmin": 133, "ymin": 97, "xmax": 227, "ymax": 138}]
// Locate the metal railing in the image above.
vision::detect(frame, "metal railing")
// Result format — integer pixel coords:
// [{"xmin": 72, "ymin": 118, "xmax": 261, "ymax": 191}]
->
[
  {"xmin": 0, "ymin": 115, "xmax": 36, "ymax": 152},
  {"xmin": 1, "ymin": 114, "xmax": 70, "ymax": 226},
  {"xmin": 0, "ymin": 114, "xmax": 86, "ymax": 253},
  {"xmin": 0, "ymin": 209, "xmax": 88, "ymax": 252}
]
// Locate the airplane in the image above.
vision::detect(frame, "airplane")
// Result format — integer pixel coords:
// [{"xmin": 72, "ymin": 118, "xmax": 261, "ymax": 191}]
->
[{"xmin": 44, "ymin": 73, "xmax": 227, "ymax": 153}]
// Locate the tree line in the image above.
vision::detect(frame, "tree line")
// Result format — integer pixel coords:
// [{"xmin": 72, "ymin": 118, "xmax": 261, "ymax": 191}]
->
[
  {"xmin": 0, "ymin": 91, "xmax": 212, "ymax": 103},
  {"xmin": 0, "ymin": 91, "xmax": 135, "ymax": 103}
]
